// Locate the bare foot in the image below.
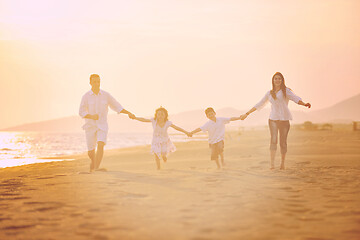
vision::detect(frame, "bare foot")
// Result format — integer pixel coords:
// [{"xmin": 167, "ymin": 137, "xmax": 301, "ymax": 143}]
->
[
  {"xmin": 280, "ymin": 165, "xmax": 285, "ymax": 170},
  {"xmin": 162, "ymin": 156, "xmax": 167, "ymax": 163},
  {"xmin": 95, "ymin": 168, "xmax": 108, "ymax": 172}
]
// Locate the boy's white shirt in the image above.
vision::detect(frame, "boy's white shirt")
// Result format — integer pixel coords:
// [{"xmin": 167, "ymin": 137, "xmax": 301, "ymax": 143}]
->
[{"xmin": 200, "ymin": 117, "xmax": 231, "ymax": 144}]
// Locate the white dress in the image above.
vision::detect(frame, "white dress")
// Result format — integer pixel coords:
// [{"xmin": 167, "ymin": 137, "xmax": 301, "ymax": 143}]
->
[{"xmin": 151, "ymin": 118, "xmax": 176, "ymax": 158}]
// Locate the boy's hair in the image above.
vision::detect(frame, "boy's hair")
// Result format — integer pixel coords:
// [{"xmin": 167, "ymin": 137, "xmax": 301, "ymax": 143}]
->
[
  {"xmin": 90, "ymin": 74, "xmax": 100, "ymax": 80},
  {"xmin": 205, "ymin": 107, "xmax": 215, "ymax": 115},
  {"xmin": 154, "ymin": 107, "xmax": 169, "ymax": 121}
]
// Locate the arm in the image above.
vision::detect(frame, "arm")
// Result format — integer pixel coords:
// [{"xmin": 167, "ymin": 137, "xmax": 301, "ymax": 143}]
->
[
  {"xmin": 79, "ymin": 96, "xmax": 99, "ymax": 120},
  {"xmin": 171, "ymin": 124, "xmax": 191, "ymax": 137},
  {"xmin": 120, "ymin": 109, "xmax": 135, "ymax": 118},
  {"xmin": 230, "ymin": 116, "xmax": 241, "ymax": 121},
  {"xmin": 298, "ymin": 100, "xmax": 311, "ymax": 108},
  {"xmin": 84, "ymin": 114, "xmax": 99, "ymax": 120},
  {"xmin": 241, "ymin": 92, "xmax": 269, "ymax": 120},
  {"xmin": 131, "ymin": 116, "xmax": 151, "ymax": 122},
  {"xmin": 107, "ymin": 93, "xmax": 135, "ymax": 118},
  {"xmin": 190, "ymin": 128, "xmax": 202, "ymax": 135},
  {"xmin": 286, "ymin": 88, "xmax": 311, "ymax": 108},
  {"xmin": 240, "ymin": 107, "xmax": 256, "ymax": 120}
]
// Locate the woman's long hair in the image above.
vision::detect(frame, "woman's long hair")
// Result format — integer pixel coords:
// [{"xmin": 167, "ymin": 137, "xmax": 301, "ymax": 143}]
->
[
  {"xmin": 270, "ymin": 72, "xmax": 287, "ymax": 100},
  {"xmin": 154, "ymin": 107, "xmax": 169, "ymax": 122}
]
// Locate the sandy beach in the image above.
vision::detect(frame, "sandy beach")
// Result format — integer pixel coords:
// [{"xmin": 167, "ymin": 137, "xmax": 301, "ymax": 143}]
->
[{"xmin": 0, "ymin": 128, "xmax": 359, "ymax": 240}]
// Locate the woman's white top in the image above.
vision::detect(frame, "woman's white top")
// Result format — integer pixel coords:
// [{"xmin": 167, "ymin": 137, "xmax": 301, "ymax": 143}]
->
[{"xmin": 254, "ymin": 88, "xmax": 302, "ymax": 121}]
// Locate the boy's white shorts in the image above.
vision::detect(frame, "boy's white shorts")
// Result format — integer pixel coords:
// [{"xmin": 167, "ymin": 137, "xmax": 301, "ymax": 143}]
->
[{"xmin": 85, "ymin": 128, "xmax": 107, "ymax": 151}]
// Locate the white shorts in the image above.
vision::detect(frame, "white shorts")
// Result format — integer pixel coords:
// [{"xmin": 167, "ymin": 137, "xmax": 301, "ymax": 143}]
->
[{"xmin": 85, "ymin": 128, "xmax": 107, "ymax": 151}]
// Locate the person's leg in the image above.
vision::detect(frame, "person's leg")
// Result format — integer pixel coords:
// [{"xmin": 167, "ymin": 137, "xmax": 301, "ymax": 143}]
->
[
  {"xmin": 88, "ymin": 150, "xmax": 96, "ymax": 172},
  {"xmin": 94, "ymin": 141, "xmax": 105, "ymax": 169},
  {"xmin": 94, "ymin": 130, "xmax": 107, "ymax": 170},
  {"xmin": 220, "ymin": 152, "xmax": 225, "ymax": 166},
  {"xmin": 270, "ymin": 150, "xmax": 276, "ymax": 169},
  {"xmin": 210, "ymin": 144, "xmax": 221, "ymax": 169},
  {"xmin": 85, "ymin": 129, "xmax": 97, "ymax": 172},
  {"xmin": 279, "ymin": 121, "xmax": 290, "ymax": 170},
  {"xmin": 268, "ymin": 120, "xmax": 279, "ymax": 169},
  {"xmin": 219, "ymin": 141, "xmax": 225, "ymax": 166},
  {"xmin": 214, "ymin": 158, "xmax": 221, "ymax": 169},
  {"xmin": 154, "ymin": 154, "xmax": 161, "ymax": 170},
  {"xmin": 161, "ymin": 153, "xmax": 167, "ymax": 163}
]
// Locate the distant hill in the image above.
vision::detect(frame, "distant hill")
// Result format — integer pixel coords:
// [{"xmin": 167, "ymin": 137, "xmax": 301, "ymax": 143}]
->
[
  {"xmin": 2, "ymin": 93, "xmax": 359, "ymax": 132},
  {"xmin": 309, "ymin": 93, "xmax": 360, "ymax": 123}
]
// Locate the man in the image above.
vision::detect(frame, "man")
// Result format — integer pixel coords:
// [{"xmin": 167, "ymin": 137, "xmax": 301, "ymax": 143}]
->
[{"xmin": 79, "ymin": 74, "xmax": 134, "ymax": 172}]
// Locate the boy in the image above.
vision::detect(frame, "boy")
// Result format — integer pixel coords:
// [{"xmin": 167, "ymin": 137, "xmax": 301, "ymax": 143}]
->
[{"xmin": 190, "ymin": 108, "xmax": 241, "ymax": 169}]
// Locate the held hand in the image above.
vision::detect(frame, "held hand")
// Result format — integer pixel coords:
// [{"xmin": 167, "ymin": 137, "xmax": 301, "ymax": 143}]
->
[
  {"xmin": 186, "ymin": 132, "xmax": 193, "ymax": 137},
  {"xmin": 92, "ymin": 114, "xmax": 99, "ymax": 120},
  {"xmin": 240, "ymin": 114, "xmax": 247, "ymax": 120},
  {"xmin": 128, "ymin": 113, "xmax": 136, "ymax": 119},
  {"xmin": 305, "ymin": 103, "xmax": 311, "ymax": 108}
]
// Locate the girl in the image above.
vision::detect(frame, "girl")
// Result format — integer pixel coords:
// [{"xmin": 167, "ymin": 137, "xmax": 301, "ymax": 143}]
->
[
  {"xmin": 240, "ymin": 72, "xmax": 311, "ymax": 170},
  {"xmin": 131, "ymin": 107, "xmax": 191, "ymax": 170}
]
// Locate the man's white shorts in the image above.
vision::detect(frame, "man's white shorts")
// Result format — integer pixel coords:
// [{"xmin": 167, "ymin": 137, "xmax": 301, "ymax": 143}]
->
[{"xmin": 85, "ymin": 128, "xmax": 107, "ymax": 151}]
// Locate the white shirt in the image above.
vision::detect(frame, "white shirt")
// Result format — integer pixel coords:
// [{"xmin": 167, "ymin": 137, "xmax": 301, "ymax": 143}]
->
[
  {"xmin": 200, "ymin": 117, "xmax": 231, "ymax": 144},
  {"xmin": 254, "ymin": 88, "xmax": 301, "ymax": 121},
  {"xmin": 79, "ymin": 89, "xmax": 124, "ymax": 131}
]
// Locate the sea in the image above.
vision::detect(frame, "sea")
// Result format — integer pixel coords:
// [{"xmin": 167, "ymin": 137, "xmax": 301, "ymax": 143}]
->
[{"xmin": 0, "ymin": 131, "xmax": 201, "ymax": 168}]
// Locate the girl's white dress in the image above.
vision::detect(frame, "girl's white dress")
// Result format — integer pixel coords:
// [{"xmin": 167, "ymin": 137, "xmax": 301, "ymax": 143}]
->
[{"xmin": 151, "ymin": 118, "xmax": 176, "ymax": 158}]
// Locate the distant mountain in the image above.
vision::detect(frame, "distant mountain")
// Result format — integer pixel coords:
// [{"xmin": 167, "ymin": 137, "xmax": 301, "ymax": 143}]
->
[
  {"xmin": 2, "ymin": 93, "xmax": 359, "ymax": 132},
  {"xmin": 309, "ymin": 93, "xmax": 360, "ymax": 123}
]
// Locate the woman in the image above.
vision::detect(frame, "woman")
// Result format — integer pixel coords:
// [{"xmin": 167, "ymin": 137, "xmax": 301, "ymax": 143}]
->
[{"xmin": 240, "ymin": 72, "xmax": 311, "ymax": 170}]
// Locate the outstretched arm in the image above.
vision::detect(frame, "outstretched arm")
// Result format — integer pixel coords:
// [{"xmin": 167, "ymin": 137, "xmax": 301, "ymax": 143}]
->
[
  {"xmin": 171, "ymin": 124, "xmax": 192, "ymax": 137},
  {"xmin": 298, "ymin": 100, "xmax": 311, "ymax": 108},
  {"xmin": 240, "ymin": 107, "xmax": 257, "ymax": 120},
  {"xmin": 230, "ymin": 116, "xmax": 241, "ymax": 121},
  {"xmin": 131, "ymin": 116, "xmax": 151, "ymax": 122},
  {"xmin": 190, "ymin": 128, "xmax": 202, "ymax": 135},
  {"xmin": 84, "ymin": 114, "xmax": 99, "ymax": 120},
  {"xmin": 119, "ymin": 109, "xmax": 135, "ymax": 118}
]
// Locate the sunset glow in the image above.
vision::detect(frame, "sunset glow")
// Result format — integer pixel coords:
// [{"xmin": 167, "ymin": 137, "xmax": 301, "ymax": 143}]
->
[{"xmin": 0, "ymin": 0, "xmax": 359, "ymax": 130}]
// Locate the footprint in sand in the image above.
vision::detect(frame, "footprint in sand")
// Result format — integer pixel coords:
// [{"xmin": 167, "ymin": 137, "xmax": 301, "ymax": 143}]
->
[
  {"xmin": 26, "ymin": 201, "xmax": 66, "ymax": 212},
  {"xmin": 0, "ymin": 217, "xmax": 12, "ymax": 222},
  {"xmin": 1, "ymin": 196, "xmax": 30, "ymax": 201},
  {"xmin": 123, "ymin": 192, "xmax": 149, "ymax": 199},
  {"xmin": 36, "ymin": 176, "xmax": 56, "ymax": 179},
  {"xmin": 1, "ymin": 224, "xmax": 37, "ymax": 230},
  {"xmin": 200, "ymin": 227, "xmax": 214, "ymax": 233},
  {"xmin": 297, "ymin": 161, "xmax": 311, "ymax": 165},
  {"xmin": 285, "ymin": 207, "xmax": 312, "ymax": 214},
  {"xmin": 297, "ymin": 216, "xmax": 324, "ymax": 222}
]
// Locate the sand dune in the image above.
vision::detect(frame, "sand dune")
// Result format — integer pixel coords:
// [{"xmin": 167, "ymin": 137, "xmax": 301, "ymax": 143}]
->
[{"xmin": 0, "ymin": 128, "xmax": 359, "ymax": 240}]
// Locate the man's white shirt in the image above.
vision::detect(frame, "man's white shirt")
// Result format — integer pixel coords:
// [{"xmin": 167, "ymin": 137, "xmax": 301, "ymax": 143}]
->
[{"xmin": 79, "ymin": 89, "xmax": 124, "ymax": 131}]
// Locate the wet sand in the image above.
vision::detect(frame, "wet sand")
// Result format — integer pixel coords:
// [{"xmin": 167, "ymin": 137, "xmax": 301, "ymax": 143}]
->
[{"xmin": 0, "ymin": 129, "xmax": 359, "ymax": 240}]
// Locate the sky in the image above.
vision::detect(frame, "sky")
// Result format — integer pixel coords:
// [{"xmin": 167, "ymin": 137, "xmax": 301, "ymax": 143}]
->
[{"xmin": 0, "ymin": 0, "xmax": 359, "ymax": 129}]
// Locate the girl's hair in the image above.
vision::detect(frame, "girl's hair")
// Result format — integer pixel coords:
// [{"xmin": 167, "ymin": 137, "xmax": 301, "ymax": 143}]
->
[
  {"xmin": 270, "ymin": 72, "xmax": 287, "ymax": 100},
  {"xmin": 154, "ymin": 107, "xmax": 169, "ymax": 121}
]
